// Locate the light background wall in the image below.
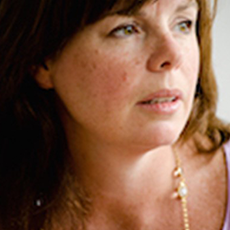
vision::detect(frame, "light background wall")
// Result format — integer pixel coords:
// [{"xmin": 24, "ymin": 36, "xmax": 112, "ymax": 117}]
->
[{"xmin": 213, "ymin": 0, "xmax": 230, "ymax": 122}]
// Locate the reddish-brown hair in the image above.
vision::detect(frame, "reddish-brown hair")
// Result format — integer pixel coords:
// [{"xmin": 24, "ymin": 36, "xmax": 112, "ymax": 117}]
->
[{"xmin": 181, "ymin": 0, "xmax": 230, "ymax": 149}]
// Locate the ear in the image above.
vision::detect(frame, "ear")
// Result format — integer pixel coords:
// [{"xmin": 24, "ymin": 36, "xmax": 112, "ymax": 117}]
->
[{"xmin": 33, "ymin": 63, "xmax": 54, "ymax": 90}]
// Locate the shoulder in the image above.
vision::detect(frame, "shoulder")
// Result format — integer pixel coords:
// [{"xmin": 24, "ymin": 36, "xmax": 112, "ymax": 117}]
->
[
  {"xmin": 222, "ymin": 139, "xmax": 230, "ymax": 230},
  {"xmin": 223, "ymin": 139, "xmax": 230, "ymax": 174},
  {"xmin": 224, "ymin": 140, "xmax": 230, "ymax": 155},
  {"xmin": 176, "ymin": 137, "xmax": 228, "ymax": 230}
]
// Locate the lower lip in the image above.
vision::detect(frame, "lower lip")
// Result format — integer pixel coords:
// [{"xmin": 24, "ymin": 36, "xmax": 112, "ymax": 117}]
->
[{"xmin": 137, "ymin": 99, "xmax": 181, "ymax": 115}]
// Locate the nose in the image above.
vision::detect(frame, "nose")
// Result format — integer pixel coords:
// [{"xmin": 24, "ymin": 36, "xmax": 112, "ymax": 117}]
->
[{"xmin": 146, "ymin": 35, "xmax": 183, "ymax": 72}]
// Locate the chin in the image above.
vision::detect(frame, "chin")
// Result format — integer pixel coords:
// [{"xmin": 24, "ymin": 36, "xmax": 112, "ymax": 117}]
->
[{"xmin": 136, "ymin": 123, "xmax": 184, "ymax": 150}]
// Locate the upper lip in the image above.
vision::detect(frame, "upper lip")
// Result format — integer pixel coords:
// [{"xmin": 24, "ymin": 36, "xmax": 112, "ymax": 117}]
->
[{"xmin": 138, "ymin": 89, "xmax": 183, "ymax": 104}]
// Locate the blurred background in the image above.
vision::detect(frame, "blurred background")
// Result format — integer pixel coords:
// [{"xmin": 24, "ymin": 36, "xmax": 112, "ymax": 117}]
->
[{"xmin": 213, "ymin": 0, "xmax": 230, "ymax": 122}]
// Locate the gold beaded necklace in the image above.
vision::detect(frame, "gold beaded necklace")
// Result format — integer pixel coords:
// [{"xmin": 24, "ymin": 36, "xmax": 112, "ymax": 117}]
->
[{"xmin": 173, "ymin": 148, "xmax": 190, "ymax": 230}]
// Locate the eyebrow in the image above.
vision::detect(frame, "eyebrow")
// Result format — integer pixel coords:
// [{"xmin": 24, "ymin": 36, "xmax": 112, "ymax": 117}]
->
[
  {"xmin": 108, "ymin": 0, "xmax": 198, "ymax": 18},
  {"xmin": 175, "ymin": 0, "xmax": 199, "ymax": 12},
  {"xmin": 132, "ymin": 0, "xmax": 198, "ymax": 18}
]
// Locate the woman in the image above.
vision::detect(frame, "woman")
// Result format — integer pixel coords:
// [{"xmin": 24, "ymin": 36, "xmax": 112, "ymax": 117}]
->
[{"xmin": 0, "ymin": 0, "xmax": 229, "ymax": 229}]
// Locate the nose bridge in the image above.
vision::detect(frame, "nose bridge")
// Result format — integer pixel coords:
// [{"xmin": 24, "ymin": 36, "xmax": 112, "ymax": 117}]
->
[{"xmin": 147, "ymin": 33, "xmax": 183, "ymax": 72}]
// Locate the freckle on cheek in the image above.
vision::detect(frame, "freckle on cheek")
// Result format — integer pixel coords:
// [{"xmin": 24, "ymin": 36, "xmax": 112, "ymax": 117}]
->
[
  {"xmin": 94, "ymin": 49, "xmax": 100, "ymax": 55},
  {"xmin": 91, "ymin": 62, "xmax": 97, "ymax": 70},
  {"xmin": 122, "ymin": 72, "xmax": 128, "ymax": 82},
  {"xmin": 134, "ymin": 60, "xmax": 142, "ymax": 66}
]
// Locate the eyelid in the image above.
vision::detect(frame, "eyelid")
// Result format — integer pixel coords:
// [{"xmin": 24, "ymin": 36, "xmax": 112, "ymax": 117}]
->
[
  {"xmin": 109, "ymin": 22, "xmax": 141, "ymax": 38},
  {"xmin": 177, "ymin": 20, "xmax": 193, "ymax": 32},
  {"xmin": 173, "ymin": 14, "xmax": 197, "ymax": 34}
]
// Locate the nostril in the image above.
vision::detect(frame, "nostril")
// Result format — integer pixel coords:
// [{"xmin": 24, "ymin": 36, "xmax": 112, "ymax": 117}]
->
[{"xmin": 160, "ymin": 61, "xmax": 171, "ymax": 68}]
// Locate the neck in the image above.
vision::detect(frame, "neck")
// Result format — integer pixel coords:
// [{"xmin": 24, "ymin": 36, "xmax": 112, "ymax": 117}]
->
[{"xmin": 67, "ymin": 130, "xmax": 177, "ymax": 206}]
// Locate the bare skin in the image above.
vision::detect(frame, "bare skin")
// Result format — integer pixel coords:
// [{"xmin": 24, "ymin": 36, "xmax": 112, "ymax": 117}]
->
[
  {"xmin": 35, "ymin": 0, "xmax": 228, "ymax": 229},
  {"xmin": 77, "ymin": 140, "xmax": 227, "ymax": 230}
]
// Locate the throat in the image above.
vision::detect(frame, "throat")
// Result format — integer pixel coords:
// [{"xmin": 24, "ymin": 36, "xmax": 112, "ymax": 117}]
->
[
  {"xmin": 85, "ymin": 192, "xmax": 183, "ymax": 230},
  {"xmin": 85, "ymin": 154, "xmax": 178, "ymax": 229},
  {"xmin": 75, "ymin": 147, "xmax": 180, "ymax": 229}
]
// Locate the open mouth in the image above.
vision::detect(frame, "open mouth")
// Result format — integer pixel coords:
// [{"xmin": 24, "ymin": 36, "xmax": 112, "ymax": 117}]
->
[
  {"xmin": 137, "ymin": 89, "xmax": 182, "ymax": 114},
  {"xmin": 141, "ymin": 96, "xmax": 177, "ymax": 105}
]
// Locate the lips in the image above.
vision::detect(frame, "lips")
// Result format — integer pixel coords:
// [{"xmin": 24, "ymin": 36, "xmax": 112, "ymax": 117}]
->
[
  {"xmin": 139, "ymin": 89, "xmax": 182, "ymax": 104},
  {"xmin": 141, "ymin": 96, "xmax": 177, "ymax": 105},
  {"xmin": 137, "ymin": 89, "xmax": 183, "ymax": 114}
]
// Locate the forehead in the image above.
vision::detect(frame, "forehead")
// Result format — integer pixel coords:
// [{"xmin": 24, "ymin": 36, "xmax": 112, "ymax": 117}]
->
[{"xmin": 109, "ymin": 0, "xmax": 198, "ymax": 16}]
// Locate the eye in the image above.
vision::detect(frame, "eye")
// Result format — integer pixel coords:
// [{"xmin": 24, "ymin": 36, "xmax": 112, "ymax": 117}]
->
[
  {"xmin": 109, "ymin": 24, "xmax": 140, "ymax": 38},
  {"xmin": 175, "ymin": 20, "xmax": 193, "ymax": 34}
]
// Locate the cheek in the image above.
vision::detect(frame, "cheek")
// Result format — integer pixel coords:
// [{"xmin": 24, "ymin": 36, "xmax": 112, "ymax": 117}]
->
[
  {"xmin": 91, "ymin": 67, "xmax": 129, "ymax": 100},
  {"xmin": 184, "ymin": 43, "xmax": 200, "ymax": 83},
  {"xmin": 77, "ymin": 55, "xmax": 139, "ymax": 105},
  {"xmin": 53, "ymin": 50, "xmax": 140, "ymax": 116}
]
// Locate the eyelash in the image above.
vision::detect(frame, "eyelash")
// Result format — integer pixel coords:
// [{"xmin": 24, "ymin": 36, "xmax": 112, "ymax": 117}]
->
[
  {"xmin": 176, "ymin": 20, "xmax": 193, "ymax": 34},
  {"xmin": 109, "ymin": 20, "xmax": 194, "ymax": 38},
  {"xmin": 109, "ymin": 24, "xmax": 140, "ymax": 38}
]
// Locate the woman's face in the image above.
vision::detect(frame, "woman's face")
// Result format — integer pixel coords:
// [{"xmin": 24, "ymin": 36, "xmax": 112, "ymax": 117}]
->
[{"xmin": 40, "ymin": 0, "xmax": 199, "ymax": 151}]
